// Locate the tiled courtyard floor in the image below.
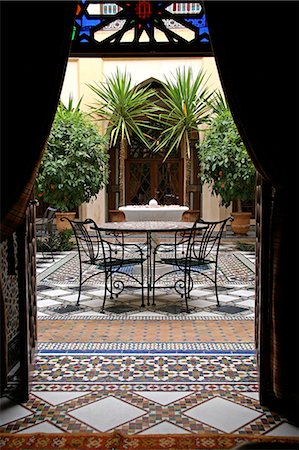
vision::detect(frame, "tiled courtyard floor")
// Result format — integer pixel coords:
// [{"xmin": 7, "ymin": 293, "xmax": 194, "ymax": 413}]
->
[
  {"xmin": 1, "ymin": 244, "xmax": 299, "ymax": 438},
  {"xmin": 38, "ymin": 319, "xmax": 254, "ymax": 344}
]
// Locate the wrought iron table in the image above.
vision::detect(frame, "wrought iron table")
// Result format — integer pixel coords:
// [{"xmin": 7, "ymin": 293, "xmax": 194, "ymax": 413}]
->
[{"xmin": 93, "ymin": 221, "xmax": 207, "ymax": 305}]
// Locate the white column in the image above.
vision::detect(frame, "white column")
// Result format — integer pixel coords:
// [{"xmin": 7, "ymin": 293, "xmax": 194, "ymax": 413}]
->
[
  {"xmin": 80, "ymin": 189, "xmax": 106, "ymax": 223},
  {"xmin": 201, "ymin": 184, "xmax": 231, "ymax": 222}
]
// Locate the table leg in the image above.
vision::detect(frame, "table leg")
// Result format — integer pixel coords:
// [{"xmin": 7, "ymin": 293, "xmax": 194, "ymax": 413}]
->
[
  {"xmin": 149, "ymin": 231, "xmax": 161, "ymax": 307},
  {"xmin": 146, "ymin": 231, "xmax": 151, "ymax": 306}
]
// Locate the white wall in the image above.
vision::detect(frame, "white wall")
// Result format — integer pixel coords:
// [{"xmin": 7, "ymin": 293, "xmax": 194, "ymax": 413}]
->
[
  {"xmin": 61, "ymin": 59, "xmax": 79, "ymax": 107},
  {"xmin": 103, "ymin": 57, "xmax": 206, "ymax": 85},
  {"xmin": 60, "ymin": 58, "xmax": 107, "ymax": 223},
  {"xmin": 202, "ymin": 184, "xmax": 231, "ymax": 222}
]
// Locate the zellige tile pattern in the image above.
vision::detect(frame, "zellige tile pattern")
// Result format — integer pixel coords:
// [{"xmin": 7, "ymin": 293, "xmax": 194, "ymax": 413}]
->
[{"xmin": 1, "ymin": 246, "xmax": 297, "ymax": 438}]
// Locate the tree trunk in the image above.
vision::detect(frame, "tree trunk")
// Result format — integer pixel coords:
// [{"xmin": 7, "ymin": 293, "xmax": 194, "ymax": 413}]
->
[
  {"xmin": 119, "ymin": 138, "xmax": 127, "ymax": 206},
  {"xmin": 236, "ymin": 198, "xmax": 242, "ymax": 212}
]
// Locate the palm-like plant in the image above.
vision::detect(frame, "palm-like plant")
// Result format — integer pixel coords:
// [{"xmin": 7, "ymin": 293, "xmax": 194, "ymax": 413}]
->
[
  {"xmin": 154, "ymin": 67, "xmax": 214, "ymax": 160},
  {"xmin": 88, "ymin": 69, "xmax": 159, "ymax": 204},
  {"xmin": 208, "ymin": 89, "xmax": 229, "ymax": 116},
  {"xmin": 88, "ymin": 68, "xmax": 158, "ymax": 148}
]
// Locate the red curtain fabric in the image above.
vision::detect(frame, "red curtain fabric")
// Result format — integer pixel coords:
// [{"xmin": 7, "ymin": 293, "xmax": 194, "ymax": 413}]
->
[
  {"xmin": 204, "ymin": 1, "xmax": 298, "ymax": 424},
  {"xmin": 0, "ymin": 1, "xmax": 78, "ymax": 241}
]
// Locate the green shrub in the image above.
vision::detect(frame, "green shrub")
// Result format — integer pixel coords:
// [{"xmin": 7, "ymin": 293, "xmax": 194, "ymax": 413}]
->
[
  {"xmin": 197, "ymin": 108, "xmax": 256, "ymax": 211},
  {"xmin": 235, "ymin": 241, "xmax": 255, "ymax": 252},
  {"xmin": 37, "ymin": 229, "xmax": 74, "ymax": 252},
  {"xmin": 36, "ymin": 99, "xmax": 109, "ymax": 212}
]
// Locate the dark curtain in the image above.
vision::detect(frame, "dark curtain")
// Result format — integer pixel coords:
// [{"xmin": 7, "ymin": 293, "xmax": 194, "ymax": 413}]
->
[
  {"xmin": 0, "ymin": 1, "xmax": 78, "ymax": 241},
  {"xmin": 204, "ymin": 1, "xmax": 298, "ymax": 424}
]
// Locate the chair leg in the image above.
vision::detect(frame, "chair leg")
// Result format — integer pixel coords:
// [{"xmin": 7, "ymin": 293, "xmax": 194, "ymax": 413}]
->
[
  {"xmin": 140, "ymin": 261, "xmax": 145, "ymax": 307},
  {"xmin": 110, "ymin": 270, "xmax": 114, "ymax": 299},
  {"xmin": 184, "ymin": 294, "xmax": 190, "ymax": 313},
  {"xmin": 77, "ymin": 286, "xmax": 82, "ymax": 306},
  {"xmin": 152, "ymin": 254, "xmax": 156, "ymax": 306},
  {"xmin": 76, "ymin": 261, "xmax": 83, "ymax": 306},
  {"xmin": 49, "ymin": 237, "xmax": 55, "ymax": 262},
  {"xmin": 45, "ymin": 232, "xmax": 54, "ymax": 262},
  {"xmin": 184, "ymin": 272, "xmax": 190, "ymax": 313},
  {"xmin": 47, "ymin": 235, "xmax": 55, "ymax": 262},
  {"xmin": 214, "ymin": 264, "xmax": 220, "ymax": 307},
  {"xmin": 187, "ymin": 272, "xmax": 192, "ymax": 299},
  {"xmin": 102, "ymin": 273, "xmax": 108, "ymax": 312},
  {"xmin": 41, "ymin": 238, "xmax": 45, "ymax": 259}
]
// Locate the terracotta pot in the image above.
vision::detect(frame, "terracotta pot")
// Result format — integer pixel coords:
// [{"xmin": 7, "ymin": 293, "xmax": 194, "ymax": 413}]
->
[
  {"xmin": 55, "ymin": 212, "xmax": 76, "ymax": 231},
  {"xmin": 108, "ymin": 210, "xmax": 126, "ymax": 222},
  {"xmin": 231, "ymin": 212, "xmax": 251, "ymax": 235},
  {"xmin": 181, "ymin": 210, "xmax": 200, "ymax": 222}
]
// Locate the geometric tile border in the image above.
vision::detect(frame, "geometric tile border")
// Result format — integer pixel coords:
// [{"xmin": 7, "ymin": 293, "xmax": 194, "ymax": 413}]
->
[
  {"xmin": 1, "ymin": 384, "xmax": 294, "ymax": 437},
  {"xmin": 37, "ymin": 342, "xmax": 255, "ymax": 353},
  {"xmin": 32, "ymin": 353, "xmax": 258, "ymax": 385},
  {"xmin": 37, "ymin": 313, "xmax": 254, "ymax": 320}
]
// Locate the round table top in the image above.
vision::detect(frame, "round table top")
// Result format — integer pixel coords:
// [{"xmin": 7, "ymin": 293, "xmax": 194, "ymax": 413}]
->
[{"xmin": 94, "ymin": 221, "xmax": 206, "ymax": 233}]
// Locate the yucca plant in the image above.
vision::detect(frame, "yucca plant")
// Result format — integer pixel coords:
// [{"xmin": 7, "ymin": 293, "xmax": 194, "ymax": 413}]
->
[
  {"xmin": 88, "ymin": 68, "xmax": 159, "ymax": 204},
  {"xmin": 88, "ymin": 68, "xmax": 159, "ymax": 148},
  {"xmin": 208, "ymin": 89, "xmax": 229, "ymax": 116},
  {"xmin": 154, "ymin": 67, "xmax": 214, "ymax": 160}
]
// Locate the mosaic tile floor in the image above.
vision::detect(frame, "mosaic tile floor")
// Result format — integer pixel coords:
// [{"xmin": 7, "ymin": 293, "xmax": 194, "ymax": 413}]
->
[
  {"xmin": 2, "ymin": 342, "xmax": 299, "ymax": 436},
  {"xmin": 2, "ymin": 247, "xmax": 299, "ymax": 438},
  {"xmin": 36, "ymin": 246, "xmax": 255, "ymax": 319}
]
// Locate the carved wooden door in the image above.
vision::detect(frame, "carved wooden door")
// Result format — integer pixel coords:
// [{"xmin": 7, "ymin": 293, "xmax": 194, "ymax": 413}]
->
[{"xmin": 125, "ymin": 159, "xmax": 183, "ymax": 205}]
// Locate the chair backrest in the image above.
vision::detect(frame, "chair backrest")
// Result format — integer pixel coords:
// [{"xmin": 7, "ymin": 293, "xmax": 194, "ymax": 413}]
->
[
  {"xmin": 36, "ymin": 207, "xmax": 57, "ymax": 235},
  {"xmin": 68, "ymin": 218, "xmax": 126, "ymax": 266},
  {"xmin": 43, "ymin": 207, "xmax": 57, "ymax": 221},
  {"xmin": 67, "ymin": 218, "xmax": 101, "ymax": 264},
  {"xmin": 189, "ymin": 217, "xmax": 233, "ymax": 262}
]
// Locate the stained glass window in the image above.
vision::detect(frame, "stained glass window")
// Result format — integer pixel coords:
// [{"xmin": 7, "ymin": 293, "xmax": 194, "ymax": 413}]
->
[{"xmin": 71, "ymin": 1, "xmax": 211, "ymax": 56}]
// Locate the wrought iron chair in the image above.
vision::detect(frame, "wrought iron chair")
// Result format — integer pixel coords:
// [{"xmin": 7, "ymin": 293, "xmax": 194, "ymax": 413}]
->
[
  {"xmin": 66, "ymin": 218, "xmax": 147, "ymax": 310},
  {"xmin": 153, "ymin": 217, "xmax": 233, "ymax": 312},
  {"xmin": 35, "ymin": 207, "xmax": 57, "ymax": 259},
  {"xmin": 108, "ymin": 209, "xmax": 148, "ymax": 257}
]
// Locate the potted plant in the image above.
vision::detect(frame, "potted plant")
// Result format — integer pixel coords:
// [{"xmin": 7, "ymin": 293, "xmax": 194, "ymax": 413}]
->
[
  {"xmin": 197, "ymin": 93, "xmax": 256, "ymax": 235},
  {"xmin": 36, "ymin": 97, "xmax": 109, "ymax": 230}
]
